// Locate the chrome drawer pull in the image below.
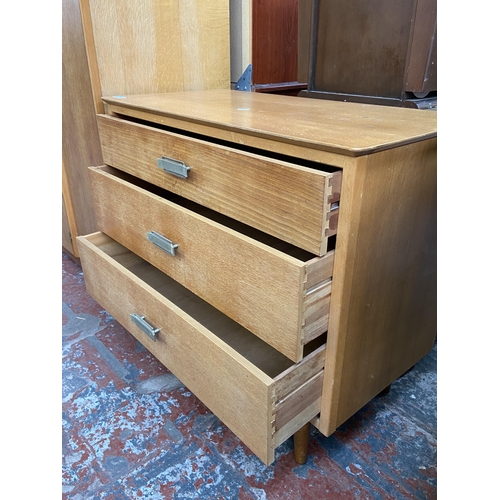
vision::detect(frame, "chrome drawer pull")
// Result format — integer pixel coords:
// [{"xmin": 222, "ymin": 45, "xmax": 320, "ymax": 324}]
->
[
  {"xmin": 157, "ymin": 156, "xmax": 191, "ymax": 178},
  {"xmin": 130, "ymin": 313, "xmax": 160, "ymax": 342},
  {"xmin": 147, "ymin": 231, "xmax": 179, "ymax": 256}
]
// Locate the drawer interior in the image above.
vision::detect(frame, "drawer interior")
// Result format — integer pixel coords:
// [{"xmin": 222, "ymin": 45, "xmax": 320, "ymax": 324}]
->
[{"xmin": 94, "ymin": 232, "xmax": 327, "ymax": 378}]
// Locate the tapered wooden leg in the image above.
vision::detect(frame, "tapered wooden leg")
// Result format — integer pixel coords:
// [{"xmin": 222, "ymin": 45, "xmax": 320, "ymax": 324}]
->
[
  {"xmin": 293, "ymin": 422, "xmax": 310, "ymax": 464},
  {"xmin": 378, "ymin": 383, "xmax": 391, "ymax": 397}
]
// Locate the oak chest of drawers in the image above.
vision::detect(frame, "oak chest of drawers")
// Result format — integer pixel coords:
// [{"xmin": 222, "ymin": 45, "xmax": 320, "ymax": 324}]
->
[{"xmin": 77, "ymin": 90, "xmax": 437, "ymax": 465}]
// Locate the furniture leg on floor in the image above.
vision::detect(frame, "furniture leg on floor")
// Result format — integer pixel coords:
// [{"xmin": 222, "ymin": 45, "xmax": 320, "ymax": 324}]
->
[
  {"xmin": 293, "ymin": 422, "xmax": 311, "ymax": 464},
  {"xmin": 378, "ymin": 383, "xmax": 392, "ymax": 397}
]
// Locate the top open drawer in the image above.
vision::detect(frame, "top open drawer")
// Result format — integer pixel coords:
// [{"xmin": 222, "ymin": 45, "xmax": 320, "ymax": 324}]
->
[{"xmin": 97, "ymin": 114, "xmax": 341, "ymax": 256}]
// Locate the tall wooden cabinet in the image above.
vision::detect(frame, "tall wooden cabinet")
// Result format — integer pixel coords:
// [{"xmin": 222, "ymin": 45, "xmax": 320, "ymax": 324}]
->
[
  {"xmin": 62, "ymin": 0, "xmax": 230, "ymax": 257},
  {"xmin": 252, "ymin": 0, "xmax": 305, "ymax": 94},
  {"xmin": 62, "ymin": 0, "xmax": 102, "ymax": 256}
]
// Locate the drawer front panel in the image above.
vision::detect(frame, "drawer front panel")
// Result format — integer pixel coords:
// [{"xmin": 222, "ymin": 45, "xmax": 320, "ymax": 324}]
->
[
  {"xmin": 76, "ymin": 232, "xmax": 325, "ymax": 464},
  {"xmin": 97, "ymin": 114, "xmax": 341, "ymax": 256},
  {"xmin": 90, "ymin": 166, "xmax": 334, "ymax": 362}
]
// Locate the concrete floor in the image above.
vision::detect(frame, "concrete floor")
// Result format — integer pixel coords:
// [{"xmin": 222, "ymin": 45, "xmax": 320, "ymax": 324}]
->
[{"xmin": 62, "ymin": 250, "xmax": 437, "ymax": 499}]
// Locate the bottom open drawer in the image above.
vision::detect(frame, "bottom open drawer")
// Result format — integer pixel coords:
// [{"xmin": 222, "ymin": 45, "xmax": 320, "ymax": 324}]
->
[{"xmin": 76, "ymin": 232, "xmax": 326, "ymax": 465}]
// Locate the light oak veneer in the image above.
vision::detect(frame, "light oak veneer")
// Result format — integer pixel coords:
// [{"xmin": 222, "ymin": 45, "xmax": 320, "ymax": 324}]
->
[{"xmin": 102, "ymin": 89, "xmax": 436, "ymax": 156}]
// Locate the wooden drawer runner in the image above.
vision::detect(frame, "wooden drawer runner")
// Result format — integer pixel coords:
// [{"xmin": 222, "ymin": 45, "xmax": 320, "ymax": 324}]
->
[
  {"xmin": 89, "ymin": 166, "xmax": 335, "ymax": 362},
  {"xmin": 97, "ymin": 114, "xmax": 342, "ymax": 256},
  {"xmin": 76, "ymin": 232, "xmax": 326, "ymax": 465}
]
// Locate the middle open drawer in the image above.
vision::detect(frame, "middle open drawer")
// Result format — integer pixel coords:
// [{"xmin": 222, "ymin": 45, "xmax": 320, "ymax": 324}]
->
[{"xmin": 89, "ymin": 166, "xmax": 335, "ymax": 362}]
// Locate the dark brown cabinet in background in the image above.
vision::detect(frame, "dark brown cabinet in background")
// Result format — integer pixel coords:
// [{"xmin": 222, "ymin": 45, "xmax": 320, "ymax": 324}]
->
[
  {"xmin": 299, "ymin": 0, "xmax": 437, "ymax": 108},
  {"xmin": 252, "ymin": 0, "xmax": 306, "ymax": 95}
]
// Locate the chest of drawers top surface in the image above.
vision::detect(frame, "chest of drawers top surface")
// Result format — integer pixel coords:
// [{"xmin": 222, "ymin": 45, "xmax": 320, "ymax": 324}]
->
[{"xmin": 102, "ymin": 89, "xmax": 437, "ymax": 156}]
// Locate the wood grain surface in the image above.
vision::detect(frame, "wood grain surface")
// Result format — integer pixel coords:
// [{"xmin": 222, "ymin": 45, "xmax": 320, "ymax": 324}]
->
[
  {"xmin": 62, "ymin": 159, "xmax": 79, "ymax": 256},
  {"xmin": 313, "ymin": 0, "xmax": 416, "ymax": 97},
  {"xmin": 319, "ymin": 138, "xmax": 437, "ymax": 435},
  {"xmin": 252, "ymin": 0, "xmax": 299, "ymax": 85},
  {"xmin": 102, "ymin": 90, "xmax": 437, "ymax": 156},
  {"xmin": 405, "ymin": 0, "xmax": 437, "ymax": 94},
  {"xmin": 87, "ymin": 0, "xmax": 230, "ymax": 96},
  {"xmin": 62, "ymin": 0, "xmax": 103, "ymax": 249}
]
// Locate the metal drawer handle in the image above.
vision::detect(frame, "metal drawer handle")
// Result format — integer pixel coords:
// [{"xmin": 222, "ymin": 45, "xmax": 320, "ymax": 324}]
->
[
  {"xmin": 147, "ymin": 231, "xmax": 179, "ymax": 256},
  {"xmin": 157, "ymin": 156, "xmax": 191, "ymax": 178},
  {"xmin": 130, "ymin": 313, "xmax": 160, "ymax": 342}
]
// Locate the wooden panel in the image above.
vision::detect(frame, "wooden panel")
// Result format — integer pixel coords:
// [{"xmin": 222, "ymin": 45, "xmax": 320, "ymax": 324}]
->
[
  {"xmin": 405, "ymin": 0, "xmax": 437, "ymax": 93},
  {"xmin": 62, "ymin": 159, "xmax": 79, "ymax": 256},
  {"xmin": 274, "ymin": 371, "xmax": 323, "ymax": 430},
  {"xmin": 230, "ymin": 0, "xmax": 252, "ymax": 84},
  {"xmin": 274, "ymin": 397, "xmax": 321, "ymax": 447},
  {"xmin": 97, "ymin": 114, "xmax": 336, "ymax": 255},
  {"xmin": 313, "ymin": 0, "xmax": 416, "ymax": 97},
  {"xmin": 252, "ymin": 0, "xmax": 300, "ymax": 85},
  {"xmin": 102, "ymin": 90, "xmax": 437, "ymax": 157},
  {"xmin": 303, "ymin": 281, "xmax": 332, "ymax": 342},
  {"xmin": 78, "ymin": 0, "xmax": 103, "ymax": 114},
  {"xmin": 62, "ymin": 197, "xmax": 74, "ymax": 254},
  {"xmin": 421, "ymin": 32, "xmax": 437, "ymax": 95},
  {"xmin": 89, "ymin": 166, "xmax": 325, "ymax": 362},
  {"xmin": 297, "ymin": 0, "xmax": 314, "ymax": 83},
  {"xmin": 63, "ymin": 0, "xmax": 230, "ymax": 250},
  {"xmin": 273, "ymin": 345, "xmax": 326, "ymax": 401},
  {"xmin": 62, "ymin": 0, "xmax": 103, "ymax": 239},
  {"xmin": 88, "ymin": 0, "xmax": 230, "ymax": 97},
  {"xmin": 304, "ymin": 251, "xmax": 335, "ymax": 288},
  {"xmin": 320, "ymin": 138, "xmax": 436, "ymax": 435}
]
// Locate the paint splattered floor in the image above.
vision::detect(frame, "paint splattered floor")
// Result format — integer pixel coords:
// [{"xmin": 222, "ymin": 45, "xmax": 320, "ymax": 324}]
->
[{"xmin": 62, "ymin": 251, "xmax": 437, "ymax": 499}]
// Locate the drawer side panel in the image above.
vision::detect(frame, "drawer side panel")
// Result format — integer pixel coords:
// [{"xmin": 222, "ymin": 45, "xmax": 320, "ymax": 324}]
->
[{"xmin": 274, "ymin": 371, "xmax": 323, "ymax": 431}]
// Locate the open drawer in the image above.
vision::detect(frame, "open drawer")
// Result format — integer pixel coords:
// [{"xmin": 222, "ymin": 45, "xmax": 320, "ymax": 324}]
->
[
  {"xmin": 76, "ymin": 232, "xmax": 326, "ymax": 465},
  {"xmin": 97, "ymin": 113, "xmax": 342, "ymax": 256},
  {"xmin": 89, "ymin": 166, "xmax": 334, "ymax": 362}
]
